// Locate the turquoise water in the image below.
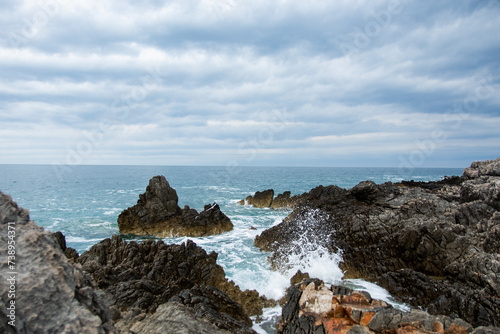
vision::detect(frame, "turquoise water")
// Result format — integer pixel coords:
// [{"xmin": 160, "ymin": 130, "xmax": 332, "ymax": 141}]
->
[{"xmin": 0, "ymin": 164, "xmax": 463, "ymax": 333}]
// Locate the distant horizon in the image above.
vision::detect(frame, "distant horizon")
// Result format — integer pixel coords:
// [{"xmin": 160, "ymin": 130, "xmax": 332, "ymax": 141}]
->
[{"xmin": 0, "ymin": 162, "xmax": 471, "ymax": 169}]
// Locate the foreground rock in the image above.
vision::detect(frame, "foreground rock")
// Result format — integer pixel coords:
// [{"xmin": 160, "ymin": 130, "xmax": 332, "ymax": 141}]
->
[
  {"xmin": 241, "ymin": 189, "xmax": 301, "ymax": 209},
  {"xmin": 0, "ymin": 192, "xmax": 114, "ymax": 333},
  {"xmin": 118, "ymin": 175, "xmax": 233, "ymax": 237},
  {"xmin": 77, "ymin": 235, "xmax": 272, "ymax": 324},
  {"xmin": 255, "ymin": 158, "xmax": 500, "ymax": 327},
  {"xmin": 279, "ymin": 277, "xmax": 495, "ymax": 334}
]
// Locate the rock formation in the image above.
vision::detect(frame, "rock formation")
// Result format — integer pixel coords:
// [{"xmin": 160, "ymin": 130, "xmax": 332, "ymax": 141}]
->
[
  {"xmin": 255, "ymin": 158, "xmax": 500, "ymax": 328},
  {"xmin": 118, "ymin": 175, "xmax": 233, "ymax": 237},
  {"xmin": 77, "ymin": 234, "xmax": 272, "ymax": 322},
  {"xmin": 242, "ymin": 189, "xmax": 300, "ymax": 209},
  {"xmin": 277, "ymin": 277, "xmax": 491, "ymax": 334},
  {"xmin": 0, "ymin": 190, "xmax": 259, "ymax": 333},
  {"xmin": 0, "ymin": 191, "xmax": 115, "ymax": 333}
]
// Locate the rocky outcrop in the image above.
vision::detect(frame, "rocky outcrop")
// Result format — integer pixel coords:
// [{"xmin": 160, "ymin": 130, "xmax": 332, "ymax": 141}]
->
[
  {"xmin": 0, "ymin": 191, "xmax": 115, "ymax": 333},
  {"xmin": 242, "ymin": 189, "xmax": 301, "ymax": 209},
  {"xmin": 278, "ymin": 278, "xmax": 496, "ymax": 334},
  {"xmin": 77, "ymin": 234, "xmax": 271, "ymax": 323},
  {"xmin": 255, "ymin": 158, "xmax": 500, "ymax": 327},
  {"xmin": 246, "ymin": 189, "xmax": 275, "ymax": 208},
  {"xmin": 118, "ymin": 175, "xmax": 233, "ymax": 237},
  {"xmin": 115, "ymin": 285, "xmax": 255, "ymax": 334}
]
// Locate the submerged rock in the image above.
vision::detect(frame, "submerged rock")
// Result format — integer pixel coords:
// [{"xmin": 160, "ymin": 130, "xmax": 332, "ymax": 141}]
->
[
  {"xmin": 256, "ymin": 158, "xmax": 500, "ymax": 327},
  {"xmin": 118, "ymin": 175, "xmax": 233, "ymax": 237},
  {"xmin": 0, "ymin": 191, "xmax": 115, "ymax": 333}
]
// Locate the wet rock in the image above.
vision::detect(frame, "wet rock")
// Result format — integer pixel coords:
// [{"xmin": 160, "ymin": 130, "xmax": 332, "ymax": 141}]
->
[
  {"xmin": 277, "ymin": 278, "xmax": 486, "ymax": 334},
  {"xmin": 246, "ymin": 189, "xmax": 275, "ymax": 208},
  {"xmin": 115, "ymin": 302, "xmax": 233, "ymax": 334},
  {"xmin": 77, "ymin": 235, "xmax": 269, "ymax": 321},
  {"xmin": 118, "ymin": 176, "xmax": 233, "ymax": 237},
  {"xmin": 0, "ymin": 191, "xmax": 115, "ymax": 333},
  {"xmin": 241, "ymin": 189, "xmax": 301, "ymax": 209},
  {"xmin": 256, "ymin": 159, "xmax": 500, "ymax": 327}
]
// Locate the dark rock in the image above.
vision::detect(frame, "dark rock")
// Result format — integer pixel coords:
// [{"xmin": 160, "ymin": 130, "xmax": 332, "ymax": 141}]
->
[
  {"xmin": 0, "ymin": 191, "xmax": 115, "ymax": 333},
  {"xmin": 246, "ymin": 189, "xmax": 275, "ymax": 208},
  {"xmin": 169, "ymin": 285, "xmax": 254, "ymax": 332},
  {"xmin": 271, "ymin": 191, "xmax": 301, "ymax": 210},
  {"xmin": 115, "ymin": 301, "xmax": 247, "ymax": 334},
  {"xmin": 118, "ymin": 176, "xmax": 233, "ymax": 237},
  {"xmin": 77, "ymin": 235, "xmax": 269, "ymax": 320},
  {"xmin": 290, "ymin": 270, "xmax": 310, "ymax": 285},
  {"xmin": 53, "ymin": 230, "xmax": 80, "ymax": 261},
  {"xmin": 255, "ymin": 158, "xmax": 500, "ymax": 327}
]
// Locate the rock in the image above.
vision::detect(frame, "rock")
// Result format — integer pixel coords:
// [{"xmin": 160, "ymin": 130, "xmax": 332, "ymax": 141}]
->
[
  {"xmin": 77, "ymin": 235, "xmax": 269, "ymax": 321},
  {"xmin": 277, "ymin": 278, "xmax": 484, "ymax": 334},
  {"xmin": 241, "ymin": 190, "xmax": 301, "ymax": 209},
  {"xmin": 115, "ymin": 302, "xmax": 234, "ymax": 334},
  {"xmin": 256, "ymin": 158, "xmax": 500, "ymax": 327},
  {"xmin": 118, "ymin": 176, "xmax": 233, "ymax": 237},
  {"xmin": 290, "ymin": 270, "xmax": 310, "ymax": 285},
  {"xmin": 246, "ymin": 189, "xmax": 275, "ymax": 208},
  {"xmin": 53, "ymin": 230, "xmax": 80, "ymax": 261},
  {"xmin": 0, "ymin": 191, "xmax": 115, "ymax": 333}
]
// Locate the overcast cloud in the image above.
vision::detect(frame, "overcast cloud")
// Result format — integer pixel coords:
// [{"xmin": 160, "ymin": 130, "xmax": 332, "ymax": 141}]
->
[{"xmin": 1, "ymin": 0, "xmax": 499, "ymax": 168}]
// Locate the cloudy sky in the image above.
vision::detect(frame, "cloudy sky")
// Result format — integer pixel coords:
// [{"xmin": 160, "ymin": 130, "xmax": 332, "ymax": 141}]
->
[{"xmin": 1, "ymin": 0, "xmax": 499, "ymax": 168}]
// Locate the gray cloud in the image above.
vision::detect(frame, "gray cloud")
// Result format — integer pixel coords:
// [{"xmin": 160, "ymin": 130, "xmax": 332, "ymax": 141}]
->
[{"xmin": 1, "ymin": 0, "xmax": 499, "ymax": 167}]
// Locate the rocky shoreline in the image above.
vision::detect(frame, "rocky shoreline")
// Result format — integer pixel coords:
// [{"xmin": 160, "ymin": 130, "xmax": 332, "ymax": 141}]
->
[
  {"xmin": 1, "ymin": 158, "xmax": 499, "ymax": 333},
  {"xmin": 255, "ymin": 158, "xmax": 500, "ymax": 331}
]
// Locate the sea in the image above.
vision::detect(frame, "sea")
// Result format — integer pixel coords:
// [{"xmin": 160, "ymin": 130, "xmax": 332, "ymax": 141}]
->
[{"xmin": 0, "ymin": 164, "xmax": 464, "ymax": 333}]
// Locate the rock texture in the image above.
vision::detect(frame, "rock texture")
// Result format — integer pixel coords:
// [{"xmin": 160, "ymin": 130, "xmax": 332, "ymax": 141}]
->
[
  {"xmin": 0, "ymin": 191, "xmax": 115, "ymax": 333},
  {"xmin": 255, "ymin": 158, "xmax": 500, "ymax": 327},
  {"xmin": 118, "ymin": 175, "xmax": 233, "ymax": 237},
  {"xmin": 278, "ymin": 278, "xmax": 495, "ymax": 334},
  {"xmin": 77, "ymin": 234, "xmax": 272, "ymax": 323},
  {"xmin": 242, "ymin": 189, "xmax": 300, "ymax": 209}
]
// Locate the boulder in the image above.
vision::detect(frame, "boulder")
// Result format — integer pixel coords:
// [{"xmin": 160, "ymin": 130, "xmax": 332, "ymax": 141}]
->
[
  {"xmin": 77, "ymin": 235, "xmax": 270, "ymax": 320},
  {"xmin": 246, "ymin": 189, "xmax": 274, "ymax": 208},
  {"xmin": 118, "ymin": 176, "xmax": 233, "ymax": 237},
  {"xmin": 241, "ymin": 190, "xmax": 301, "ymax": 209},
  {"xmin": 255, "ymin": 159, "xmax": 500, "ymax": 327},
  {"xmin": 0, "ymin": 191, "xmax": 114, "ymax": 333},
  {"xmin": 116, "ymin": 285, "xmax": 256, "ymax": 334},
  {"xmin": 277, "ymin": 278, "xmax": 488, "ymax": 334}
]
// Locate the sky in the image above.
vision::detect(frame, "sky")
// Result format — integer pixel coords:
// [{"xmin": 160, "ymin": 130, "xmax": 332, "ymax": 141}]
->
[{"xmin": 0, "ymin": 0, "xmax": 499, "ymax": 169}]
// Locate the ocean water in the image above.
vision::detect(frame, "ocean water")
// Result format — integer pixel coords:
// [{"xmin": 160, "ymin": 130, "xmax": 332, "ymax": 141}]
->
[{"xmin": 0, "ymin": 164, "xmax": 464, "ymax": 333}]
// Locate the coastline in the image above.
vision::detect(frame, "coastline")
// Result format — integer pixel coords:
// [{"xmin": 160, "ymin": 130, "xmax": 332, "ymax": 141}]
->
[{"xmin": 1, "ymin": 160, "xmax": 499, "ymax": 333}]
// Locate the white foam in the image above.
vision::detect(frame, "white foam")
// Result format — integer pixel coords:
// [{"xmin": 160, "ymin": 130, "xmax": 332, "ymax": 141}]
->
[{"xmin": 344, "ymin": 278, "xmax": 410, "ymax": 311}]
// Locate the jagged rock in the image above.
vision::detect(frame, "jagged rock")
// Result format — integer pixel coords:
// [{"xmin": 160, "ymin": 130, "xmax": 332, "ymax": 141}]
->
[
  {"xmin": 77, "ymin": 235, "xmax": 269, "ymax": 321},
  {"xmin": 53, "ymin": 231, "xmax": 80, "ymax": 261},
  {"xmin": 117, "ymin": 176, "xmax": 233, "ymax": 237},
  {"xmin": 246, "ymin": 189, "xmax": 275, "ymax": 208},
  {"xmin": 255, "ymin": 159, "xmax": 500, "ymax": 327},
  {"xmin": 116, "ymin": 284, "xmax": 256, "ymax": 334},
  {"xmin": 0, "ymin": 191, "xmax": 115, "ymax": 333},
  {"xmin": 115, "ymin": 302, "xmax": 233, "ymax": 334},
  {"xmin": 290, "ymin": 270, "xmax": 310, "ymax": 286},
  {"xmin": 277, "ymin": 278, "xmax": 484, "ymax": 334},
  {"xmin": 241, "ymin": 190, "xmax": 301, "ymax": 209}
]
